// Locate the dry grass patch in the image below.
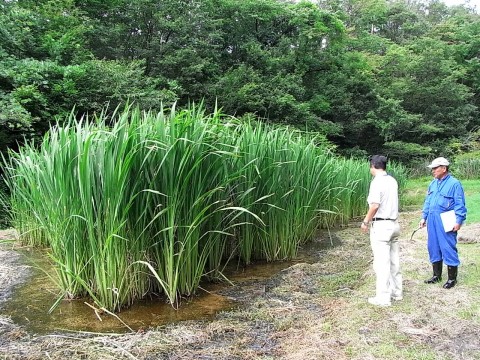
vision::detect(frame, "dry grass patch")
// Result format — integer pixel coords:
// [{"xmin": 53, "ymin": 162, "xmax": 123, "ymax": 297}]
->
[{"xmin": 275, "ymin": 211, "xmax": 480, "ymax": 360}]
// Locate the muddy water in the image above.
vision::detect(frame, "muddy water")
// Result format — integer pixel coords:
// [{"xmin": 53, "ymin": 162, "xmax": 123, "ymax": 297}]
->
[{"xmin": 1, "ymin": 233, "xmax": 338, "ymax": 334}]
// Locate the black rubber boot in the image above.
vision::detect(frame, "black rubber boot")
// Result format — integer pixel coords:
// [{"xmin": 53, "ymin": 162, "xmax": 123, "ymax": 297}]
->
[
  {"xmin": 424, "ymin": 261, "xmax": 442, "ymax": 284},
  {"xmin": 443, "ymin": 266, "xmax": 458, "ymax": 289}
]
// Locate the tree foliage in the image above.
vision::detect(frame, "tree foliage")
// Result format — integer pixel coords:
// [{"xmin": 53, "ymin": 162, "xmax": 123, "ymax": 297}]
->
[{"xmin": 0, "ymin": 0, "xmax": 479, "ymax": 162}]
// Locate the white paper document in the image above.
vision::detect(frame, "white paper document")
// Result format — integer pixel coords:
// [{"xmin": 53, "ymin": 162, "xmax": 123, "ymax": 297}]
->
[{"xmin": 440, "ymin": 210, "xmax": 456, "ymax": 233}]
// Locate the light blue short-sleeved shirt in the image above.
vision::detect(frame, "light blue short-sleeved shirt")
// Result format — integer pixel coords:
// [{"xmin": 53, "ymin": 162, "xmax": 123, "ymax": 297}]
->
[{"xmin": 367, "ymin": 173, "xmax": 399, "ymax": 220}]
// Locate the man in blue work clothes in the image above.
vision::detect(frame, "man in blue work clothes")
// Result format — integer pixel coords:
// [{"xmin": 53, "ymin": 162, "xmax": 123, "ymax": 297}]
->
[{"xmin": 419, "ymin": 157, "xmax": 467, "ymax": 289}]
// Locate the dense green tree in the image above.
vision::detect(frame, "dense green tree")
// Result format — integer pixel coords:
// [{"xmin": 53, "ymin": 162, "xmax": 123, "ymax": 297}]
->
[
  {"xmin": 0, "ymin": 0, "xmax": 172, "ymax": 149},
  {"xmin": 0, "ymin": 0, "xmax": 90, "ymax": 63},
  {"xmin": 377, "ymin": 38, "xmax": 476, "ymax": 140},
  {"xmin": 330, "ymin": 0, "xmax": 479, "ymax": 160},
  {"xmin": 0, "ymin": 0, "xmax": 479, "ymax": 162},
  {"xmin": 442, "ymin": 11, "xmax": 480, "ymax": 114},
  {"xmin": 75, "ymin": 0, "xmax": 223, "ymax": 101},
  {"xmin": 211, "ymin": 1, "xmax": 346, "ymax": 129}
]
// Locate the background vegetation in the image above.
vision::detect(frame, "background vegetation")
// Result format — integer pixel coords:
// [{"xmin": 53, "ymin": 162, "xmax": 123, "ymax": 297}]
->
[{"xmin": 1, "ymin": 0, "xmax": 479, "ymax": 163}]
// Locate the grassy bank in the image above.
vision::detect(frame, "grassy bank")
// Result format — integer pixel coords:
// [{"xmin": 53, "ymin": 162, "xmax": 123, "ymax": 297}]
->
[{"xmin": 403, "ymin": 177, "xmax": 480, "ymax": 223}]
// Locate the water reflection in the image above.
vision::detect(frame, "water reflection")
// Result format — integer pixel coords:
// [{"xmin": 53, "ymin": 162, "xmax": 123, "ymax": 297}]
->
[{"xmin": 2, "ymin": 234, "xmax": 338, "ymax": 334}]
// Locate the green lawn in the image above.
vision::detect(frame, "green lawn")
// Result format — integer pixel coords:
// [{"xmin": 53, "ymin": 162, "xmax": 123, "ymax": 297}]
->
[
  {"xmin": 463, "ymin": 179, "xmax": 480, "ymax": 223},
  {"xmin": 402, "ymin": 177, "xmax": 480, "ymax": 223}
]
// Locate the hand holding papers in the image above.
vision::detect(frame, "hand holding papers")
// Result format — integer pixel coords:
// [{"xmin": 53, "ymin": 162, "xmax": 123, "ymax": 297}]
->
[{"xmin": 440, "ymin": 210, "xmax": 456, "ymax": 232}]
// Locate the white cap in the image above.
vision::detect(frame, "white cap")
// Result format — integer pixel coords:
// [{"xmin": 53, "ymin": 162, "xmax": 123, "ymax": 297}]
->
[{"xmin": 427, "ymin": 157, "xmax": 450, "ymax": 168}]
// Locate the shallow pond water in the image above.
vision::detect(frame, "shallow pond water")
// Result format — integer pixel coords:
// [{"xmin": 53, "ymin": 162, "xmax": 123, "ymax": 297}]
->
[{"xmin": 1, "ymin": 233, "xmax": 339, "ymax": 334}]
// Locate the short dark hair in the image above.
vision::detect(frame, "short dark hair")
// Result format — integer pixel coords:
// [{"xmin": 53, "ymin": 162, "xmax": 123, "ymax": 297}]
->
[{"xmin": 369, "ymin": 155, "xmax": 387, "ymax": 170}]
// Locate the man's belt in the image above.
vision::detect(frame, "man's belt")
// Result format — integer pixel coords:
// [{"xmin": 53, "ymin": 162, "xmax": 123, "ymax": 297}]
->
[{"xmin": 372, "ymin": 218, "xmax": 396, "ymax": 221}]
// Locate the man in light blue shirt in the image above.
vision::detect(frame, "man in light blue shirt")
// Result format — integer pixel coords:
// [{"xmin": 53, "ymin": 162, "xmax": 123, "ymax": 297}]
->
[{"xmin": 420, "ymin": 157, "xmax": 467, "ymax": 289}]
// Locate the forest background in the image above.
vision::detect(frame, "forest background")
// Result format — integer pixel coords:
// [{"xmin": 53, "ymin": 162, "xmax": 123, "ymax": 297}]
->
[{"xmin": 1, "ymin": 0, "xmax": 480, "ymax": 165}]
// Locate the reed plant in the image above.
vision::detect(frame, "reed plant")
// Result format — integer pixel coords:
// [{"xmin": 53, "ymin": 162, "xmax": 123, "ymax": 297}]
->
[
  {"xmin": 453, "ymin": 151, "xmax": 480, "ymax": 180},
  {"xmin": 3, "ymin": 104, "xmax": 406, "ymax": 311},
  {"xmin": 132, "ymin": 105, "xmax": 240, "ymax": 304}
]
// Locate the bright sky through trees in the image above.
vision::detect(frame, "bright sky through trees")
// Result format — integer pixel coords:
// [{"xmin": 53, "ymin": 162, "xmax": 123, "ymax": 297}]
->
[{"xmin": 442, "ymin": 0, "xmax": 480, "ymax": 8}]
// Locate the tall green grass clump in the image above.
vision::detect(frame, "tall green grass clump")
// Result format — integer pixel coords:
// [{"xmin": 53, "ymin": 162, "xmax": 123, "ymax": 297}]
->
[
  {"xmin": 228, "ymin": 122, "xmax": 325, "ymax": 263},
  {"xmin": 228, "ymin": 123, "xmax": 374, "ymax": 263},
  {"xmin": 3, "ymin": 105, "xmax": 401, "ymax": 311},
  {"xmin": 453, "ymin": 151, "xmax": 480, "ymax": 180}
]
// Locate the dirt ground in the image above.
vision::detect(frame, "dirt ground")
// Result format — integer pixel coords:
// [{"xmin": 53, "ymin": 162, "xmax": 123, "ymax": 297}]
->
[{"xmin": 0, "ymin": 211, "xmax": 479, "ymax": 360}]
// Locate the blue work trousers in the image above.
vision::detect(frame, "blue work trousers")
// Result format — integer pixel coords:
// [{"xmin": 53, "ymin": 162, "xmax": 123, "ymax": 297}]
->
[{"xmin": 426, "ymin": 212, "xmax": 460, "ymax": 266}]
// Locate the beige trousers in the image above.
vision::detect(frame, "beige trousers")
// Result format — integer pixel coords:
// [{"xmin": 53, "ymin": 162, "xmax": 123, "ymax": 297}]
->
[{"xmin": 370, "ymin": 220, "xmax": 402, "ymax": 302}]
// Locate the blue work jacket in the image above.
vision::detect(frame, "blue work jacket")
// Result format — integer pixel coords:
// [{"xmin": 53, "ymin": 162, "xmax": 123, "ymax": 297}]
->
[{"xmin": 422, "ymin": 174, "xmax": 467, "ymax": 225}]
